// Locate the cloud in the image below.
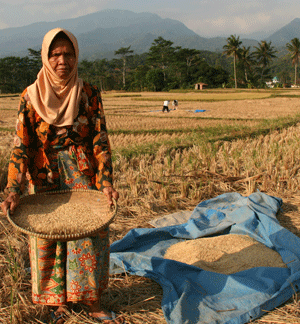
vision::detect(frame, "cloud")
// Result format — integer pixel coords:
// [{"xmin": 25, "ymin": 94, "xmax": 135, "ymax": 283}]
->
[
  {"xmin": 71, "ymin": 6, "xmax": 100, "ymax": 19},
  {"xmin": 24, "ymin": 2, "xmax": 78, "ymax": 16},
  {"xmin": 192, "ymin": 14, "xmax": 273, "ymax": 37},
  {"xmin": 22, "ymin": 1, "xmax": 106, "ymax": 19},
  {"xmin": 0, "ymin": 22, "xmax": 9, "ymax": 29},
  {"xmin": 0, "ymin": 0, "xmax": 111, "ymax": 28},
  {"xmin": 180, "ymin": 0, "xmax": 297, "ymax": 37}
]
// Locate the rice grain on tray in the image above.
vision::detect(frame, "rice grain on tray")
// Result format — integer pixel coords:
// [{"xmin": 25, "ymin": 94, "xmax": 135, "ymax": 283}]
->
[
  {"xmin": 164, "ymin": 234, "xmax": 287, "ymax": 274},
  {"xmin": 11, "ymin": 191, "xmax": 112, "ymax": 235}
]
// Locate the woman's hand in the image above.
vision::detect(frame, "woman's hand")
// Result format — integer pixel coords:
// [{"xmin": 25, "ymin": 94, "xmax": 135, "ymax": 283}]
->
[
  {"xmin": 1, "ymin": 192, "xmax": 20, "ymax": 215},
  {"xmin": 102, "ymin": 187, "xmax": 119, "ymax": 207}
]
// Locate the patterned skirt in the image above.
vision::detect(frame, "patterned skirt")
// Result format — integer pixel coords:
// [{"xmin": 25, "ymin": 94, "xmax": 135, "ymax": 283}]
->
[{"xmin": 28, "ymin": 148, "xmax": 110, "ymax": 306}]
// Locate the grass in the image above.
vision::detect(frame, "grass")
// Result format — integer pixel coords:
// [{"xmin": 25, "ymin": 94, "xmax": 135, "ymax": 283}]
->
[
  {"xmin": 0, "ymin": 94, "xmax": 20, "ymax": 98},
  {"xmin": 132, "ymin": 92, "xmax": 272, "ymax": 102},
  {"xmin": 0, "ymin": 127, "xmax": 14, "ymax": 132},
  {"xmin": 1, "ymin": 88, "xmax": 300, "ymax": 323},
  {"xmin": 108, "ymin": 114, "xmax": 300, "ymax": 159}
]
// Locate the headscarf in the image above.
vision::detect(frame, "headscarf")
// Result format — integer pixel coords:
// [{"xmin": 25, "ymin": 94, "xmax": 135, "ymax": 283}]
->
[{"xmin": 27, "ymin": 28, "xmax": 83, "ymax": 126}]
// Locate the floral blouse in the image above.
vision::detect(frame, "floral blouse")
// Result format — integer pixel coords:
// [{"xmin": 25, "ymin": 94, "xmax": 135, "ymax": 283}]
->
[{"xmin": 6, "ymin": 82, "xmax": 113, "ymax": 195}]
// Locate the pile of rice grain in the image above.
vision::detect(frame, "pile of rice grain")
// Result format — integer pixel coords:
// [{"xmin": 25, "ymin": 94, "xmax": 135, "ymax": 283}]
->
[
  {"xmin": 164, "ymin": 234, "xmax": 287, "ymax": 274},
  {"xmin": 11, "ymin": 191, "xmax": 112, "ymax": 235}
]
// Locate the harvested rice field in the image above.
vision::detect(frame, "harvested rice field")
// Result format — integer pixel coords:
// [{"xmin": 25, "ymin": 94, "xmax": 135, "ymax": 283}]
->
[
  {"xmin": 103, "ymin": 89, "xmax": 300, "ymax": 119},
  {"xmin": 2, "ymin": 88, "xmax": 300, "ymax": 323}
]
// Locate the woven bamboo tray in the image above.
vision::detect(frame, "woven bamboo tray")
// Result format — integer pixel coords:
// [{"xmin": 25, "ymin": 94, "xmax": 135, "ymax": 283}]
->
[{"xmin": 6, "ymin": 189, "xmax": 117, "ymax": 241}]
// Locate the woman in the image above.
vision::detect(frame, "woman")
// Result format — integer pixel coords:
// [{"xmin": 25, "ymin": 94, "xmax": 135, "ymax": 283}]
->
[{"xmin": 0, "ymin": 28, "xmax": 123, "ymax": 324}]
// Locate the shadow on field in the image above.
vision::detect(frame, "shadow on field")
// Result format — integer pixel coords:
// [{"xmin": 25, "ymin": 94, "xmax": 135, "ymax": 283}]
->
[{"xmin": 277, "ymin": 200, "xmax": 300, "ymax": 237}]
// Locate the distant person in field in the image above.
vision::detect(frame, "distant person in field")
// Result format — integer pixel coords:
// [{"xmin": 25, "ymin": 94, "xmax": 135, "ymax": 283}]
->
[
  {"xmin": 0, "ymin": 28, "xmax": 123, "ymax": 324},
  {"xmin": 172, "ymin": 99, "xmax": 178, "ymax": 110},
  {"xmin": 162, "ymin": 100, "xmax": 170, "ymax": 112}
]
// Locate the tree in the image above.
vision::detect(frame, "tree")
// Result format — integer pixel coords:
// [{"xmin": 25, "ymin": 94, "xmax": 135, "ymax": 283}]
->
[
  {"xmin": 147, "ymin": 37, "xmax": 177, "ymax": 82},
  {"xmin": 132, "ymin": 65, "xmax": 150, "ymax": 91},
  {"xmin": 27, "ymin": 48, "xmax": 42, "ymax": 78},
  {"xmin": 194, "ymin": 61, "xmax": 228, "ymax": 88},
  {"xmin": 223, "ymin": 35, "xmax": 242, "ymax": 89},
  {"xmin": 0, "ymin": 55, "xmax": 42, "ymax": 93},
  {"xmin": 286, "ymin": 37, "xmax": 300, "ymax": 85},
  {"xmin": 146, "ymin": 68, "xmax": 164, "ymax": 91},
  {"xmin": 253, "ymin": 40, "xmax": 277, "ymax": 84},
  {"xmin": 175, "ymin": 48, "xmax": 201, "ymax": 86},
  {"xmin": 114, "ymin": 46, "xmax": 134, "ymax": 89},
  {"xmin": 278, "ymin": 69, "xmax": 291, "ymax": 86},
  {"xmin": 28, "ymin": 48, "xmax": 41, "ymax": 62},
  {"xmin": 238, "ymin": 46, "xmax": 254, "ymax": 85},
  {"xmin": 176, "ymin": 48, "xmax": 200, "ymax": 71}
]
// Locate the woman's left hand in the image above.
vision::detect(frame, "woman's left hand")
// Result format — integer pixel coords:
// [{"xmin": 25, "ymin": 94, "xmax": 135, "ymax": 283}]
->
[
  {"xmin": 102, "ymin": 187, "xmax": 119, "ymax": 207},
  {"xmin": 1, "ymin": 192, "xmax": 20, "ymax": 216}
]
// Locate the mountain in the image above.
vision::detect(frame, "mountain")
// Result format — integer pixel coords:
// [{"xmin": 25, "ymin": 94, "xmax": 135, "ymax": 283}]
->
[
  {"xmin": 239, "ymin": 30, "xmax": 277, "ymax": 41},
  {"xmin": 75, "ymin": 12, "xmax": 208, "ymax": 59},
  {"xmin": 0, "ymin": 9, "xmax": 297, "ymax": 60},
  {"xmin": 267, "ymin": 18, "xmax": 300, "ymax": 45},
  {"xmin": 0, "ymin": 9, "xmax": 216, "ymax": 59}
]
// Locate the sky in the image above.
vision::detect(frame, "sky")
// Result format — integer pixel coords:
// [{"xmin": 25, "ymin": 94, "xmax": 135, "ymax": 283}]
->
[{"xmin": 0, "ymin": 0, "xmax": 298, "ymax": 38}]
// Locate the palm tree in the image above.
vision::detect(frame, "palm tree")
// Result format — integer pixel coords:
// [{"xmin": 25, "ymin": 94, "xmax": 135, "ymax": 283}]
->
[
  {"xmin": 253, "ymin": 41, "xmax": 277, "ymax": 84},
  {"xmin": 286, "ymin": 37, "xmax": 300, "ymax": 85},
  {"xmin": 238, "ymin": 46, "xmax": 254, "ymax": 84},
  {"xmin": 223, "ymin": 35, "xmax": 242, "ymax": 89}
]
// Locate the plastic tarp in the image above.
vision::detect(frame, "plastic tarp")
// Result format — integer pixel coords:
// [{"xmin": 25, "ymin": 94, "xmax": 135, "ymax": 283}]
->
[
  {"xmin": 148, "ymin": 210, "xmax": 192, "ymax": 228},
  {"xmin": 110, "ymin": 192, "xmax": 300, "ymax": 324}
]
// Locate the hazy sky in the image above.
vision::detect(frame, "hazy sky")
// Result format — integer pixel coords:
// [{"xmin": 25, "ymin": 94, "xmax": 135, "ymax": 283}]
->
[{"xmin": 0, "ymin": 0, "xmax": 298, "ymax": 37}]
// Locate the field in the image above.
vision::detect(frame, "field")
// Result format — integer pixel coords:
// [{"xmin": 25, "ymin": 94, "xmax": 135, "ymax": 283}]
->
[{"xmin": 2, "ymin": 88, "xmax": 300, "ymax": 323}]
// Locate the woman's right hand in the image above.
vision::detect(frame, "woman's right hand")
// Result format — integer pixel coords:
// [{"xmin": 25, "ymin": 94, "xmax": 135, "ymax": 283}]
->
[{"xmin": 1, "ymin": 192, "xmax": 20, "ymax": 215}]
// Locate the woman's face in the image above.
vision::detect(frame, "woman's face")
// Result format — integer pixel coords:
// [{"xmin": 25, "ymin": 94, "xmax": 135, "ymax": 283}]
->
[{"xmin": 48, "ymin": 38, "xmax": 76, "ymax": 79}]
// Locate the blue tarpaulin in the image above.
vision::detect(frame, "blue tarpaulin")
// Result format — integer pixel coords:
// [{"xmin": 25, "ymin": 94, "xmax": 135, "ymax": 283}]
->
[{"xmin": 110, "ymin": 192, "xmax": 300, "ymax": 324}]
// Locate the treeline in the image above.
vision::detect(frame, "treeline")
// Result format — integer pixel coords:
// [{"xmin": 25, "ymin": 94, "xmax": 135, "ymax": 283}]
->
[
  {"xmin": 0, "ymin": 37, "xmax": 230, "ymax": 93},
  {"xmin": 0, "ymin": 36, "xmax": 299, "ymax": 93},
  {"xmin": 223, "ymin": 35, "xmax": 300, "ymax": 89},
  {"xmin": 0, "ymin": 49, "xmax": 41, "ymax": 93}
]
